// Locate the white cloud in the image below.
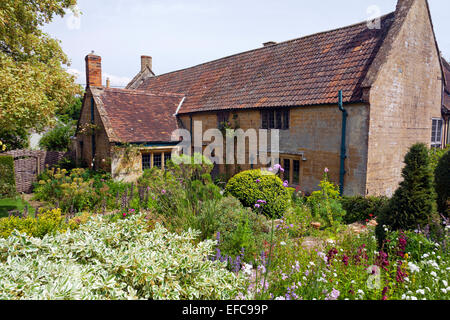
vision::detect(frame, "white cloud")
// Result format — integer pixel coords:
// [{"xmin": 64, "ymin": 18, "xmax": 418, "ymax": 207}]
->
[
  {"xmin": 66, "ymin": 5, "xmax": 81, "ymax": 30},
  {"xmin": 104, "ymin": 73, "xmax": 132, "ymax": 88},
  {"xmin": 67, "ymin": 68, "xmax": 82, "ymax": 83},
  {"xmin": 66, "ymin": 68, "xmax": 131, "ymax": 88}
]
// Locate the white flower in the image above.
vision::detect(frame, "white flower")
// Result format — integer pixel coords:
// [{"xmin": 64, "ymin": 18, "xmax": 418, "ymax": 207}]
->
[
  {"xmin": 309, "ymin": 262, "xmax": 315, "ymax": 266},
  {"xmin": 275, "ymin": 296, "xmax": 286, "ymax": 300},
  {"xmin": 410, "ymin": 296, "xmax": 418, "ymax": 300},
  {"xmin": 430, "ymin": 271, "xmax": 437, "ymax": 278},
  {"xmin": 441, "ymin": 288, "xmax": 447, "ymax": 294},
  {"xmin": 443, "ymin": 280, "xmax": 448, "ymax": 287},
  {"xmin": 422, "ymin": 253, "xmax": 429, "ymax": 258},
  {"xmin": 416, "ymin": 289, "xmax": 425, "ymax": 295},
  {"xmin": 408, "ymin": 262, "xmax": 420, "ymax": 273},
  {"xmin": 280, "ymin": 241, "xmax": 286, "ymax": 246},
  {"xmin": 242, "ymin": 264, "xmax": 253, "ymax": 277}
]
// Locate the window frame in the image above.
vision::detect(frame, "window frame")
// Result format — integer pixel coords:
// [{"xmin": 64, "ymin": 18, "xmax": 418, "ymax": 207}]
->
[
  {"xmin": 280, "ymin": 155, "xmax": 302, "ymax": 186},
  {"xmin": 431, "ymin": 118, "xmax": 443, "ymax": 149},
  {"xmin": 142, "ymin": 150, "xmax": 173, "ymax": 171},
  {"xmin": 261, "ymin": 109, "xmax": 290, "ymax": 130}
]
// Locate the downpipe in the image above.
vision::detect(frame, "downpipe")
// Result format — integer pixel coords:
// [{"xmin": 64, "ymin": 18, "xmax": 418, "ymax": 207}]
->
[{"xmin": 338, "ymin": 90, "xmax": 348, "ymax": 196}]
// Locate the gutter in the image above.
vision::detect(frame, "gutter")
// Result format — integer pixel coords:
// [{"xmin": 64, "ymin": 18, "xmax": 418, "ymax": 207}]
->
[{"xmin": 338, "ymin": 90, "xmax": 348, "ymax": 196}]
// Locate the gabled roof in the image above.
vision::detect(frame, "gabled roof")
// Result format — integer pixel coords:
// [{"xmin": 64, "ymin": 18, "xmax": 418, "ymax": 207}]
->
[
  {"xmin": 443, "ymin": 58, "xmax": 450, "ymax": 113},
  {"xmin": 90, "ymin": 87, "xmax": 184, "ymax": 143},
  {"xmin": 136, "ymin": 13, "xmax": 395, "ymax": 114}
]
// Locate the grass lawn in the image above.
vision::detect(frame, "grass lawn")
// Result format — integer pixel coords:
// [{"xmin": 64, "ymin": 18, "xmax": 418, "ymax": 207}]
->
[{"xmin": 0, "ymin": 198, "xmax": 33, "ymax": 218}]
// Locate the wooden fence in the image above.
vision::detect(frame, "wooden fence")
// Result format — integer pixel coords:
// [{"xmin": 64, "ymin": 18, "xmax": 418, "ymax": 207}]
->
[{"xmin": 5, "ymin": 150, "xmax": 73, "ymax": 193}]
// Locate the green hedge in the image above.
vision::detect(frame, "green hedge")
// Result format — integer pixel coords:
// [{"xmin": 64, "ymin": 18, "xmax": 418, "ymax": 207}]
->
[
  {"xmin": 224, "ymin": 169, "xmax": 290, "ymax": 218},
  {"xmin": 435, "ymin": 149, "xmax": 450, "ymax": 216},
  {"xmin": 340, "ymin": 195, "xmax": 389, "ymax": 224},
  {"xmin": 0, "ymin": 155, "xmax": 16, "ymax": 198}
]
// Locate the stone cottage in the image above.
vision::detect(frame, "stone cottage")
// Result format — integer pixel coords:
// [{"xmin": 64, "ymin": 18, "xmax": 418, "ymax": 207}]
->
[{"xmin": 75, "ymin": 0, "xmax": 446, "ymax": 196}]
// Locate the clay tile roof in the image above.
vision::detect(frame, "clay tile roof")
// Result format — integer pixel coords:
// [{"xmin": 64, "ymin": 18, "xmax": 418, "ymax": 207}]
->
[
  {"xmin": 443, "ymin": 58, "xmax": 450, "ymax": 112},
  {"xmin": 137, "ymin": 13, "xmax": 395, "ymax": 114},
  {"xmin": 92, "ymin": 88, "xmax": 184, "ymax": 143}
]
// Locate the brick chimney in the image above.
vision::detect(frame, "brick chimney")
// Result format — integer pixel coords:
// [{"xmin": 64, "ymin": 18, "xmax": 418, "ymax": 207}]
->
[
  {"xmin": 85, "ymin": 52, "xmax": 102, "ymax": 87},
  {"xmin": 141, "ymin": 55, "xmax": 152, "ymax": 72}
]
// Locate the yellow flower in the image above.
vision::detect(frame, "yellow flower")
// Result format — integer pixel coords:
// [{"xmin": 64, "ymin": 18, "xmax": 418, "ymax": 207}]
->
[{"xmin": 404, "ymin": 253, "xmax": 409, "ymax": 260}]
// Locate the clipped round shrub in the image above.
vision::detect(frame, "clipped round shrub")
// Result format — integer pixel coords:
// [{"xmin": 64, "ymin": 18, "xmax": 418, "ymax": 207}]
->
[
  {"xmin": 435, "ymin": 149, "xmax": 450, "ymax": 216},
  {"xmin": 224, "ymin": 169, "xmax": 290, "ymax": 218}
]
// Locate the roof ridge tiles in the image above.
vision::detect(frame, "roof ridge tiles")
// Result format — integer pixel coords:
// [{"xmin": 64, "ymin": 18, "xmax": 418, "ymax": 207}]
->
[{"xmin": 97, "ymin": 87, "xmax": 185, "ymax": 98}]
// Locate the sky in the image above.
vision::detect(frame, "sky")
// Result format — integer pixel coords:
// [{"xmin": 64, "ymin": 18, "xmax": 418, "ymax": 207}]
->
[{"xmin": 43, "ymin": 0, "xmax": 450, "ymax": 88}]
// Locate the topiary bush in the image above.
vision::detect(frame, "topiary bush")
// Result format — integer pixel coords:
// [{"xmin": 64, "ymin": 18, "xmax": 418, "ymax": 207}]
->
[
  {"xmin": 341, "ymin": 195, "xmax": 389, "ymax": 224},
  {"xmin": 376, "ymin": 143, "xmax": 437, "ymax": 242},
  {"xmin": 0, "ymin": 155, "xmax": 16, "ymax": 198},
  {"xmin": 434, "ymin": 149, "xmax": 450, "ymax": 217},
  {"xmin": 224, "ymin": 169, "xmax": 290, "ymax": 218}
]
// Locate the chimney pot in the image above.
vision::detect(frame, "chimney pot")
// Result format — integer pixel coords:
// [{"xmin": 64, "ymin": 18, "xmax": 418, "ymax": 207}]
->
[
  {"xmin": 141, "ymin": 55, "xmax": 152, "ymax": 72},
  {"xmin": 106, "ymin": 77, "xmax": 110, "ymax": 88},
  {"xmin": 85, "ymin": 53, "xmax": 102, "ymax": 87}
]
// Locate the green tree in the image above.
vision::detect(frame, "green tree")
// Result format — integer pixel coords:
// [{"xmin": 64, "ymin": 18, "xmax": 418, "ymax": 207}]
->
[
  {"xmin": 435, "ymin": 149, "xmax": 450, "ymax": 216},
  {"xmin": 39, "ymin": 123, "xmax": 75, "ymax": 151},
  {"xmin": 376, "ymin": 143, "xmax": 437, "ymax": 241},
  {"xmin": 56, "ymin": 96, "xmax": 83, "ymax": 124},
  {"xmin": 0, "ymin": 0, "xmax": 81, "ymax": 135},
  {"xmin": 0, "ymin": 127, "xmax": 29, "ymax": 150}
]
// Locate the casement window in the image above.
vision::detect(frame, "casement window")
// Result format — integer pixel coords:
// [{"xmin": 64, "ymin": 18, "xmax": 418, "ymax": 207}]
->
[
  {"xmin": 217, "ymin": 112, "xmax": 230, "ymax": 128},
  {"xmin": 164, "ymin": 153, "xmax": 172, "ymax": 167},
  {"xmin": 142, "ymin": 154, "xmax": 151, "ymax": 170},
  {"xmin": 261, "ymin": 109, "xmax": 290, "ymax": 130},
  {"xmin": 431, "ymin": 118, "xmax": 443, "ymax": 148},
  {"xmin": 281, "ymin": 155, "xmax": 301, "ymax": 186},
  {"xmin": 153, "ymin": 154, "xmax": 162, "ymax": 168},
  {"xmin": 142, "ymin": 151, "xmax": 172, "ymax": 171}
]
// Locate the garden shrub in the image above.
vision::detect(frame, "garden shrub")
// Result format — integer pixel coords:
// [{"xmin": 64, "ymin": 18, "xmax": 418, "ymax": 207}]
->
[
  {"xmin": 0, "ymin": 214, "xmax": 246, "ymax": 300},
  {"xmin": 340, "ymin": 195, "xmax": 389, "ymax": 224},
  {"xmin": 224, "ymin": 169, "xmax": 290, "ymax": 218},
  {"xmin": 429, "ymin": 146, "xmax": 450, "ymax": 173},
  {"xmin": 434, "ymin": 149, "xmax": 450, "ymax": 216},
  {"xmin": 376, "ymin": 144, "xmax": 437, "ymax": 242},
  {"xmin": 213, "ymin": 196, "xmax": 270, "ymax": 261},
  {"xmin": 0, "ymin": 208, "xmax": 68, "ymax": 238},
  {"xmin": 167, "ymin": 153, "xmax": 214, "ymax": 182},
  {"xmin": 0, "ymin": 155, "xmax": 16, "ymax": 198},
  {"xmin": 38, "ymin": 123, "xmax": 75, "ymax": 151},
  {"xmin": 306, "ymin": 171, "xmax": 345, "ymax": 227},
  {"xmin": 33, "ymin": 168, "xmax": 120, "ymax": 213}
]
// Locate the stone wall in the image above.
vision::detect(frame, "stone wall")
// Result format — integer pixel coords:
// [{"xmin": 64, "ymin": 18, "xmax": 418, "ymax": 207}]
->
[
  {"xmin": 76, "ymin": 92, "xmax": 112, "ymax": 171},
  {"xmin": 365, "ymin": 0, "xmax": 443, "ymax": 196},
  {"xmin": 178, "ymin": 102, "xmax": 370, "ymax": 195}
]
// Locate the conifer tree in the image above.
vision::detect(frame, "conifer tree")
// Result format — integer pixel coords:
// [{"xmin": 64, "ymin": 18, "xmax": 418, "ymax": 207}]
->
[
  {"xmin": 435, "ymin": 149, "xmax": 450, "ymax": 217},
  {"xmin": 376, "ymin": 143, "xmax": 437, "ymax": 240}
]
